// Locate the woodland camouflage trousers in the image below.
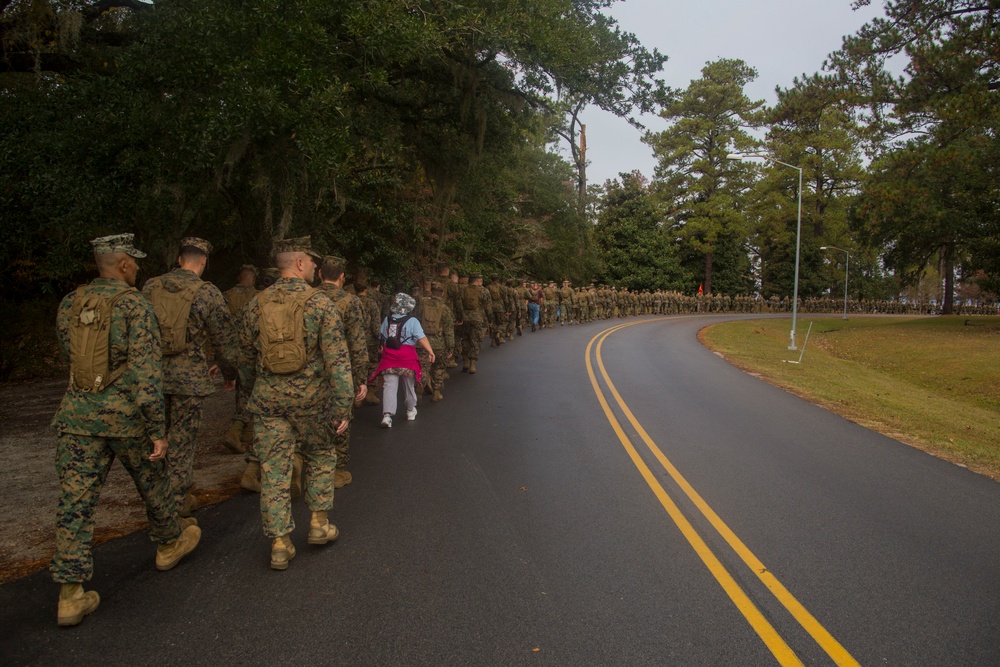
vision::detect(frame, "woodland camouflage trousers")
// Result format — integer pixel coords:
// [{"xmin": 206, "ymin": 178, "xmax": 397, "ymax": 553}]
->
[
  {"xmin": 165, "ymin": 394, "xmax": 203, "ymax": 509},
  {"xmin": 330, "ymin": 404, "xmax": 355, "ymax": 470},
  {"xmin": 51, "ymin": 432, "xmax": 180, "ymax": 583},
  {"xmin": 461, "ymin": 320, "xmax": 486, "ymax": 360},
  {"xmin": 255, "ymin": 415, "xmax": 335, "ymax": 538}
]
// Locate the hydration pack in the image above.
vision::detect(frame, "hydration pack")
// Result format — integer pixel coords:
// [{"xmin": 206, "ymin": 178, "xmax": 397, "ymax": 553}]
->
[
  {"xmin": 147, "ymin": 279, "xmax": 203, "ymax": 356},
  {"xmin": 384, "ymin": 315, "xmax": 413, "ymax": 350},
  {"xmin": 258, "ymin": 287, "xmax": 319, "ymax": 374},
  {"xmin": 462, "ymin": 285, "xmax": 479, "ymax": 311},
  {"xmin": 421, "ymin": 300, "xmax": 445, "ymax": 337},
  {"xmin": 69, "ymin": 286, "xmax": 136, "ymax": 392}
]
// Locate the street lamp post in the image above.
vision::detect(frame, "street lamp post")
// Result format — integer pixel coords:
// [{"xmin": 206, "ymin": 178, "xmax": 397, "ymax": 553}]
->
[
  {"xmin": 820, "ymin": 245, "xmax": 849, "ymax": 320},
  {"xmin": 727, "ymin": 152, "xmax": 803, "ymax": 350}
]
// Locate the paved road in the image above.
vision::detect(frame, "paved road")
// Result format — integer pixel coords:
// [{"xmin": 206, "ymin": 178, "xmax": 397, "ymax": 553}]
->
[{"xmin": 3, "ymin": 315, "xmax": 999, "ymax": 666}]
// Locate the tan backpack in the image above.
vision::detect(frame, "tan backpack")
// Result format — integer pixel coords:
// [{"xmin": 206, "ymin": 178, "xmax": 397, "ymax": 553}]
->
[
  {"xmin": 421, "ymin": 298, "xmax": 445, "ymax": 337},
  {"xmin": 462, "ymin": 285, "xmax": 479, "ymax": 311},
  {"xmin": 225, "ymin": 286, "xmax": 257, "ymax": 318},
  {"xmin": 69, "ymin": 286, "xmax": 137, "ymax": 392},
  {"xmin": 147, "ymin": 279, "xmax": 203, "ymax": 356},
  {"xmin": 258, "ymin": 287, "xmax": 319, "ymax": 375}
]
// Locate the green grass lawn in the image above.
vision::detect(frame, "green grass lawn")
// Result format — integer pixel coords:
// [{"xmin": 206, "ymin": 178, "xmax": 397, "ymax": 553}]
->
[{"xmin": 700, "ymin": 315, "xmax": 1000, "ymax": 481}]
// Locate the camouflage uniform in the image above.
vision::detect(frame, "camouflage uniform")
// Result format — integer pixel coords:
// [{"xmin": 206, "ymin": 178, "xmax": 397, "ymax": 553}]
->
[
  {"xmin": 51, "ymin": 235, "xmax": 181, "ymax": 584},
  {"xmin": 224, "ymin": 273, "xmax": 258, "ymax": 432},
  {"xmin": 574, "ymin": 287, "xmax": 585, "ymax": 322},
  {"xmin": 224, "ymin": 281, "xmax": 258, "ymax": 318},
  {"xmin": 142, "ymin": 243, "xmax": 238, "ymax": 513},
  {"xmin": 487, "ymin": 278, "xmax": 505, "ymax": 346},
  {"xmin": 317, "ymin": 276, "xmax": 369, "ymax": 471},
  {"xmin": 372, "ymin": 284, "xmax": 391, "ymax": 322},
  {"xmin": 410, "ymin": 286, "xmax": 425, "ymax": 322},
  {"xmin": 238, "ymin": 271, "xmax": 353, "ymax": 539},
  {"xmin": 445, "ymin": 277, "xmax": 465, "ymax": 366},
  {"xmin": 460, "ymin": 278, "xmax": 492, "ymax": 365},
  {"xmin": 418, "ymin": 289, "xmax": 455, "ymax": 395},
  {"xmin": 513, "ymin": 282, "xmax": 528, "ymax": 334},
  {"xmin": 359, "ymin": 288, "xmax": 383, "ymax": 397},
  {"xmin": 503, "ymin": 282, "xmax": 517, "ymax": 340},
  {"xmin": 541, "ymin": 283, "xmax": 558, "ymax": 328},
  {"xmin": 556, "ymin": 284, "xmax": 572, "ymax": 324}
]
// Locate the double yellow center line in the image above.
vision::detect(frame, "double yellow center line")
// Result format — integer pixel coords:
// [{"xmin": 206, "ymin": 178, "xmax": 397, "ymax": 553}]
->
[{"xmin": 586, "ymin": 321, "xmax": 859, "ymax": 667}]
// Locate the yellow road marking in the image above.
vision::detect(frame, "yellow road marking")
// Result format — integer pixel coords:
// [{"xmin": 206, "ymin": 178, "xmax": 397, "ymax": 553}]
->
[
  {"xmin": 592, "ymin": 321, "xmax": 860, "ymax": 666},
  {"xmin": 585, "ymin": 324, "xmax": 804, "ymax": 667}
]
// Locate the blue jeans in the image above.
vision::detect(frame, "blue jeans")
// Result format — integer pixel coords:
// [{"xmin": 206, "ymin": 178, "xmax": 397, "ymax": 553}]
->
[{"xmin": 528, "ymin": 302, "xmax": 540, "ymax": 325}]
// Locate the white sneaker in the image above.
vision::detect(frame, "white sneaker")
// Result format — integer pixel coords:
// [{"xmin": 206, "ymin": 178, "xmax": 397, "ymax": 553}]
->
[
  {"xmin": 406, "ymin": 407, "xmax": 417, "ymax": 421},
  {"xmin": 380, "ymin": 414, "xmax": 392, "ymax": 428}
]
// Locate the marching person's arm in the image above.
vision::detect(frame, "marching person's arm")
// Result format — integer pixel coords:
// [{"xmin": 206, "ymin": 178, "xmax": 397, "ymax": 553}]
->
[
  {"xmin": 204, "ymin": 285, "xmax": 239, "ymax": 383},
  {"xmin": 237, "ymin": 299, "xmax": 259, "ymax": 395},
  {"xmin": 417, "ymin": 336, "xmax": 435, "ymax": 364},
  {"xmin": 130, "ymin": 297, "xmax": 167, "ymax": 444},
  {"xmin": 321, "ymin": 302, "xmax": 354, "ymax": 427}
]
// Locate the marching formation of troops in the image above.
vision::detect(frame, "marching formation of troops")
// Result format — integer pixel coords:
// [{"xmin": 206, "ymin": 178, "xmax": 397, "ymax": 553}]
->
[{"xmin": 48, "ymin": 232, "xmax": 997, "ymax": 627}]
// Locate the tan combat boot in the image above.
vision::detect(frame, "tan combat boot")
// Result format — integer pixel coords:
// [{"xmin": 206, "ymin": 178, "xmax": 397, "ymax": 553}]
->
[
  {"xmin": 334, "ymin": 469, "xmax": 352, "ymax": 489},
  {"xmin": 290, "ymin": 453, "xmax": 303, "ymax": 499},
  {"xmin": 179, "ymin": 492, "xmax": 198, "ymax": 518},
  {"xmin": 242, "ymin": 419, "xmax": 254, "ymax": 446},
  {"xmin": 462, "ymin": 359, "xmax": 470, "ymax": 373},
  {"xmin": 364, "ymin": 389, "xmax": 381, "ymax": 405},
  {"xmin": 57, "ymin": 583, "xmax": 100, "ymax": 627},
  {"xmin": 432, "ymin": 389, "xmax": 443, "ymax": 402},
  {"xmin": 222, "ymin": 420, "xmax": 245, "ymax": 454},
  {"xmin": 307, "ymin": 511, "xmax": 340, "ymax": 545},
  {"xmin": 469, "ymin": 360, "xmax": 477, "ymax": 374},
  {"xmin": 240, "ymin": 461, "xmax": 261, "ymax": 493},
  {"xmin": 270, "ymin": 534, "xmax": 296, "ymax": 570},
  {"xmin": 156, "ymin": 524, "xmax": 202, "ymax": 571}
]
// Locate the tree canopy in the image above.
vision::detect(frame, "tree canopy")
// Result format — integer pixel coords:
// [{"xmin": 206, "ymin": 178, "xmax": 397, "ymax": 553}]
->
[
  {"xmin": 2, "ymin": 0, "xmax": 997, "ymax": 312},
  {"xmin": 0, "ymin": 0, "xmax": 666, "ymax": 296},
  {"xmin": 644, "ymin": 58, "xmax": 762, "ymax": 294}
]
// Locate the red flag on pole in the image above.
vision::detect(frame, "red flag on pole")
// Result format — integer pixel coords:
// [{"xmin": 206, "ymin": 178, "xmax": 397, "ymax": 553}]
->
[{"xmin": 697, "ymin": 283, "xmax": 703, "ymax": 295}]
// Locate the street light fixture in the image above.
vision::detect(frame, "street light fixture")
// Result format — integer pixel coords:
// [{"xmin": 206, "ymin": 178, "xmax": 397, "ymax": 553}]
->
[
  {"xmin": 820, "ymin": 245, "xmax": 849, "ymax": 320},
  {"xmin": 727, "ymin": 152, "xmax": 803, "ymax": 350}
]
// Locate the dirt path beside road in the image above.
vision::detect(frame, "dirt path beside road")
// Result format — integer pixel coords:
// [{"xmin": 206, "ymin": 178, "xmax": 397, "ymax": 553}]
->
[{"xmin": 0, "ymin": 379, "xmax": 245, "ymax": 584}]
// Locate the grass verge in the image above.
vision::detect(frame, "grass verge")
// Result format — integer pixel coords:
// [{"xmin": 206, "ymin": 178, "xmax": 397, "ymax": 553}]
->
[{"xmin": 699, "ymin": 315, "xmax": 1000, "ymax": 481}]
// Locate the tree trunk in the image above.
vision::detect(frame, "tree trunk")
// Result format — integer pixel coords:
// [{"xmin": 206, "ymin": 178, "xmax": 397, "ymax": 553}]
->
[
  {"xmin": 941, "ymin": 245, "xmax": 955, "ymax": 315},
  {"xmin": 704, "ymin": 252, "xmax": 713, "ymax": 295},
  {"xmin": 813, "ymin": 173, "xmax": 825, "ymax": 238}
]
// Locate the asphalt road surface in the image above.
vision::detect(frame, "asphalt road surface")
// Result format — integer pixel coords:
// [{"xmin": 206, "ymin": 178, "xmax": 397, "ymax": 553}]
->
[{"xmin": 3, "ymin": 315, "xmax": 999, "ymax": 666}]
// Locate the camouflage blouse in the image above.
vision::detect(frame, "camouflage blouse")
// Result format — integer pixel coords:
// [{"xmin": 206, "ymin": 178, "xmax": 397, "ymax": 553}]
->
[
  {"xmin": 238, "ymin": 277, "xmax": 353, "ymax": 419},
  {"xmin": 52, "ymin": 277, "xmax": 166, "ymax": 440}
]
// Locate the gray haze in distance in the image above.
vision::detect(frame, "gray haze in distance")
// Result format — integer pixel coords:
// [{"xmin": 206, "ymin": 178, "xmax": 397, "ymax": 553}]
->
[{"xmin": 574, "ymin": 0, "xmax": 886, "ymax": 187}]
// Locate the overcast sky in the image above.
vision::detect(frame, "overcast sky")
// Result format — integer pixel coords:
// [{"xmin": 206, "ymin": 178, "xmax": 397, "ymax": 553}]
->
[{"xmin": 573, "ymin": 0, "xmax": 886, "ymax": 186}]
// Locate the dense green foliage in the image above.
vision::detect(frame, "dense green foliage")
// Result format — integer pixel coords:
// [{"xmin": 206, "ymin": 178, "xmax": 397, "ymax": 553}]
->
[
  {"xmin": 1, "ymin": 0, "xmax": 996, "ymax": 318},
  {"xmin": 0, "ymin": 0, "xmax": 662, "ymax": 297},
  {"xmin": 644, "ymin": 58, "xmax": 762, "ymax": 295},
  {"xmin": 593, "ymin": 171, "xmax": 686, "ymax": 290},
  {"xmin": 751, "ymin": 74, "xmax": 866, "ymax": 299},
  {"xmin": 832, "ymin": 0, "xmax": 1000, "ymax": 310}
]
